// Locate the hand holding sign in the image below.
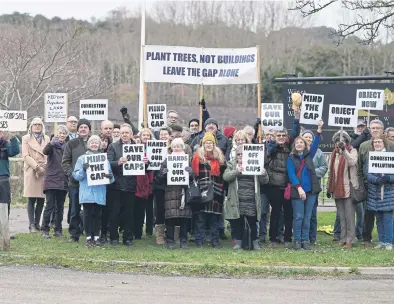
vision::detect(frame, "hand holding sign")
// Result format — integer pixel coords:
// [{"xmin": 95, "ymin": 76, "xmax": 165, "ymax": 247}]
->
[
  {"xmin": 83, "ymin": 163, "xmax": 89, "ymax": 171},
  {"xmin": 105, "ymin": 173, "xmax": 113, "ymax": 179},
  {"xmin": 118, "ymin": 157, "xmax": 127, "ymax": 166}
]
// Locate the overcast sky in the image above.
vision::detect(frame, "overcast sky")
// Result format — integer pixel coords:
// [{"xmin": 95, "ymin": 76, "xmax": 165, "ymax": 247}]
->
[{"xmin": 0, "ymin": 0, "xmax": 344, "ymax": 29}]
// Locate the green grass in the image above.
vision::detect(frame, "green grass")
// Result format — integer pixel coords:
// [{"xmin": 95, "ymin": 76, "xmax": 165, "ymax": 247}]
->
[{"xmin": 1, "ymin": 212, "xmax": 393, "ymax": 277}]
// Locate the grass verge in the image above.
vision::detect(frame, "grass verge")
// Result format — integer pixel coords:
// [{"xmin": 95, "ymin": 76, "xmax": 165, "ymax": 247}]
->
[{"xmin": 1, "ymin": 212, "xmax": 393, "ymax": 277}]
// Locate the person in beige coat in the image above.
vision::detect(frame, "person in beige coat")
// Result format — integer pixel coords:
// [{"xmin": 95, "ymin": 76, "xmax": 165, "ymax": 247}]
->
[
  {"xmin": 22, "ymin": 117, "xmax": 50, "ymax": 232},
  {"xmin": 327, "ymin": 130, "xmax": 358, "ymax": 248}
]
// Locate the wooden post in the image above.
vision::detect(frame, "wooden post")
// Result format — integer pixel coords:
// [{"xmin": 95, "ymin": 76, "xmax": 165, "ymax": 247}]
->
[
  {"xmin": 367, "ymin": 109, "xmax": 371, "ymax": 127},
  {"xmin": 0, "ymin": 204, "xmax": 10, "ymax": 250},
  {"xmin": 54, "ymin": 122, "xmax": 58, "ymax": 135},
  {"xmin": 199, "ymin": 85, "xmax": 204, "ymax": 132},
  {"xmin": 256, "ymin": 45, "xmax": 262, "ymax": 143},
  {"xmin": 143, "ymin": 83, "xmax": 148, "ymax": 129}
]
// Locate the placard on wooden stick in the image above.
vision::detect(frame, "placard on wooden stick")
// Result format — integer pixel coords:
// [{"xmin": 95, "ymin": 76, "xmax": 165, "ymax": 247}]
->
[
  {"xmin": 0, "ymin": 111, "xmax": 27, "ymax": 132},
  {"xmin": 261, "ymin": 103, "xmax": 283, "ymax": 131},
  {"xmin": 167, "ymin": 154, "xmax": 189, "ymax": 185},
  {"xmin": 241, "ymin": 144, "xmax": 265, "ymax": 175},
  {"xmin": 328, "ymin": 105, "xmax": 358, "ymax": 128},
  {"xmin": 123, "ymin": 144, "xmax": 145, "ymax": 175},
  {"xmin": 44, "ymin": 93, "xmax": 68, "ymax": 123}
]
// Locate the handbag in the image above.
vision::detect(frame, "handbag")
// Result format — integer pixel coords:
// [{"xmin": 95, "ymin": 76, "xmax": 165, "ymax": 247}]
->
[
  {"xmin": 199, "ymin": 176, "xmax": 214, "ymax": 204},
  {"xmin": 242, "ymin": 216, "xmax": 253, "ymax": 251},
  {"xmin": 284, "ymin": 159, "xmax": 305, "ymax": 200},
  {"xmin": 348, "ymin": 170, "xmax": 367, "ymax": 203},
  {"xmin": 185, "ymin": 176, "xmax": 202, "ymax": 204}
]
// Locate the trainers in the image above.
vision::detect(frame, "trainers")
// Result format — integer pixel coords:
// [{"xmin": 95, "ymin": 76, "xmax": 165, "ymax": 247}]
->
[
  {"xmin": 233, "ymin": 240, "xmax": 242, "ymax": 250},
  {"xmin": 85, "ymin": 239, "xmax": 94, "ymax": 248},
  {"xmin": 253, "ymin": 240, "xmax": 261, "ymax": 250},
  {"xmin": 41, "ymin": 231, "xmax": 51, "ymax": 239},
  {"xmin": 29, "ymin": 224, "xmax": 38, "ymax": 233},
  {"xmin": 269, "ymin": 242, "xmax": 277, "ymax": 249},
  {"xmin": 180, "ymin": 242, "xmax": 188, "ymax": 249},
  {"xmin": 374, "ymin": 243, "xmax": 384, "ymax": 249},
  {"xmin": 53, "ymin": 231, "xmax": 66, "ymax": 238},
  {"xmin": 385, "ymin": 244, "xmax": 393, "ymax": 251},
  {"xmin": 302, "ymin": 242, "xmax": 310, "ymax": 250},
  {"xmin": 293, "ymin": 241, "xmax": 302, "ymax": 250},
  {"xmin": 284, "ymin": 242, "xmax": 292, "ymax": 249},
  {"xmin": 123, "ymin": 240, "xmax": 134, "ymax": 247}
]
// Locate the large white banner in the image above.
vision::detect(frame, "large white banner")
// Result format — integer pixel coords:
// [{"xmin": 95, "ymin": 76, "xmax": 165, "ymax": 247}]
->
[{"xmin": 143, "ymin": 45, "xmax": 259, "ymax": 85}]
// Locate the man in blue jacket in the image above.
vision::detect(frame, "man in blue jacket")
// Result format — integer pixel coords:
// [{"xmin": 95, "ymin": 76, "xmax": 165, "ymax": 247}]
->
[{"xmin": 0, "ymin": 130, "xmax": 20, "ymax": 217}]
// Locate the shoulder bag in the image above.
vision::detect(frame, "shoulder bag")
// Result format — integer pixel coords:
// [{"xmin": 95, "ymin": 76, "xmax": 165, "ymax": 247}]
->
[{"xmin": 284, "ymin": 159, "xmax": 305, "ymax": 200}]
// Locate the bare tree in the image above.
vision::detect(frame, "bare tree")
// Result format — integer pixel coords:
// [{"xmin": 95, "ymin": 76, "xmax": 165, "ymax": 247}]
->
[{"xmin": 291, "ymin": 0, "xmax": 394, "ymax": 44}]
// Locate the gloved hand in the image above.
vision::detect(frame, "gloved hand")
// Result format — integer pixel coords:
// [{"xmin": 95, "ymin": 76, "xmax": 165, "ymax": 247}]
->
[
  {"xmin": 267, "ymin": 140, "xmax": 277, "ymax": 154},
  {"xmin": 162, "ymin": 168, "xmax": 168, "ymax": 174},
  {"xmin": 83, "ymin": 163, "xmax": 89, "ymax": 171},
  {"xmin": 199, "ymin": 98, "xmax": 206, "ymax": 109},
  {"xmin": 185, "ymin": 166, "xmax": 193, "ymax": 173},
  {"xmin": 120, "ymin": 106, "xmax": 128, "ymax": 116},
  {"xmin": 337, "ymin": 142, "xmax": 346, "ymax": 151},
  {"xmin": 381, "ymin": 175, "xmax": 390, "ymax": 183},
  {"xmin": 50, "ymin": 136, "xmax": 58, "ymax": 145},
  {"xmin": 255, "ymin": 118, "xmax": 261, "ymax": 125},
  {"xmin": 326, "ymin": 193, "xmax": 331, "ymax": 199},
  {"xmin": 105, "ymin": 173, "xmax": 113, "ymax": 179}
]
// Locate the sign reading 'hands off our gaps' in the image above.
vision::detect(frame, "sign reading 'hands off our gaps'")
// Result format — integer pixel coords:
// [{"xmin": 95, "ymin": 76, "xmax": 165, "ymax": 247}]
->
[
  {"xmin": 300, "ymin": 93, "xmax": 324, "ymax": 125},
  {"xmin": 261, "ymin": 103, "xmax": 283, "ymax": 131},
  {"xmin": 143, "ymin": 45, "xmax": 259, "ymax": 85},
  {"xmin": 328, "ymin": 105, "xmax": 358, "ymax": 128},
  {"xmin": 80, "ymin": 99, "xmax": 108, "ymax": 121},
  {"xmin": 147, "ymin": 104, "xmax": 167, "ymax": 130},
  {"xmin": 0, "ymin": 111, "xmax": 27, "ymax": 132},
  {"xmin": 147, "ymin": 140, "xmax": 168, "ymax": 170},
  {"xmin": 356, "ymin": 89, "xmax": 384, "ymax": 110},
  {"xmin": 368, "ymin": 152, "xmax": 394, "ymax": 174},
  {"xmin": 44, "ymin": 93, "xmax": 68, "ymax": 123},
  {"xmin": 242, "ymin": 144, "xmax": 265, "ymax": 176},
  {"xmin": 123, "ymin": 144, "xmax": 145, "ymax": 176},
  {"xmin": 167, "ymin": 154, "xmax": 189, "ymax": 185},
  {"xmin": 86, "ymin": 153, "xmax": 110, "ymax": 186}
]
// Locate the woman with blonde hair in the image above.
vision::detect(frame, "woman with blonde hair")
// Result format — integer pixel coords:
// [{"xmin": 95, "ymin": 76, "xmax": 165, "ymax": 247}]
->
[
  {"xmin": 192, "ymin": 132, "xmax": 226, "ymax": 248},
  {"xmin": 225, "ymin": 130, "xmax": 250, "ymax": 161},
  {"xmin": 22, "ymin": 117, "xmax": 50, "ymax": 232}
]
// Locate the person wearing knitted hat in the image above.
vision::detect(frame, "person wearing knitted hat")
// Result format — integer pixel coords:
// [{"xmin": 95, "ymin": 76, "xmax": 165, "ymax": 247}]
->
[
  {"xmin": 301, "ymin": 129, "xmax": 328, "ymax": 245},
  {"xmin": 62, "ymin": 117, "xmax": 92, "ymax": 242},
  {"xmin": 191, "ymin": 131, "xmax": 226, "ymax": 248},
  {"xmin": 327, "ymin": 129, "xmax": 358, "ymax": 249}
]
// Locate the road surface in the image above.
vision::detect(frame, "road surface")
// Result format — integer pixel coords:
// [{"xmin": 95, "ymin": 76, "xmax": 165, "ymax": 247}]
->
[{"xmin": 0, "ymin": 265, "xmax": 393, "ymax": 304}]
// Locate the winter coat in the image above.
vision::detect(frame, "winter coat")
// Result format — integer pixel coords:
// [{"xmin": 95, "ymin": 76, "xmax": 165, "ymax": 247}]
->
[
  {"xmin": 43, "ymin": 141, "xmax": 68, "ymax": 193},
  {"xmin": 330, "ymin": 148, "xmax": 358, "ymax": 199},
  {"xmin": 72, "ymin": 152, "xmax": 114, "ymax": 205},
  {"xmin": 313, "ymin": 148, "xmax": 328, "ymax": 180},
  {"xmin": 367, "ymin": 171, "xmax": 394, "ymax": 212},
  {"xmin": 22, "ymin": 134, "xmax": 50, "ymax": 198},
  {"xmin": 351, "ymin": 130, "xmax": 371, "ymax": 150},
  {"xmin": 107, "ymin": 140, "xmax": 137, "ymax": 192},
  {"xmin": 223, "ymin": 160, "xmax": 269, "ymax": 221},
  {"xmin": 0, "ymin": 137, "xmax": 20, "ymax": 177},
  {"xmin": 190, "ymin": 130, "xmax": 228, "ymax": 154},
  {"xmin": 266, "ymin": 118, "xmax": 300, "ymax": 189},
  {"xmin": 62, "ymin": 136, "xmax": 90, "ymax": 188},
  {"xmin": 189, "ymin": 108, "xmax": 210, "ymax": 143}
]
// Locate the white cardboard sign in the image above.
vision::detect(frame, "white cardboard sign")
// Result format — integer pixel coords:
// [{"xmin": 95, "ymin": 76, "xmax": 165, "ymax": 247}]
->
[
  {"xmin": 0, "ymin": 111, "xmax": 28, "ymax": 131},
  {"xmin": 242, "ymin": 144, "xmax": 265, "ymax": 176},
  {"xmin": 368, "ymin": 151, "xmax": 394, "ymax": 174},
  {"xmin": 328, "ymin": 105, "xmax": 358, "ymax": 128},
  {"xmin": 86, "ymin": 153, "xmax": 110, "ymax": 186},
  {"xmin": 123, "ymin": 144, "xmax": 145, "ymax": 176},
  {"xmin": 167, "ymin": 154, "xmax": 189, "ymax": 185},
  {"xmin": 147, "ymin": 104, "xmax": 167, "ymax": 130},
  {"xmin": 356, "ymin": 89, "xmax": 384, "ymax": 110},
  {"xmin": 147, "ymin": 140, "xmax": 168, "ymax": 170},
  {"xmin": 300, "ymin": 93, "xmax": 324, "ymax": 125},
  {"xmin": 79, "ymin": 99, "xmax": 108, "ymax": 121},
  {"xmin": 261, "ymin": 103, "xmax": 283, "ymax": 131},
  {"xmin": 44, "ymin": 93, "xmax": 68, "ymax": 122}
]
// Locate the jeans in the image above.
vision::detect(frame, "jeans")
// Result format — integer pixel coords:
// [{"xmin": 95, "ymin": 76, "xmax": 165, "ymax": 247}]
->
[
  {"xmin": 154, "ymin": 190, "xmax": 165, "ymax": 225},
  {"xmin": 266, "ymin": 186, "xmax": 293, "ymax": 243},
  {"xmin": 258, "ymin": 192, "xmax": 270, "ymax": 241},
  {"xmin": 292, "ymin": 193, "xmax": 317, "ymax": 243},
  {"xmin": 234, "ymin": 215, "xmax": 258, "ymax": 241},
  {"xmin": 108, "ymin": 189, "xmax": 135, "ymax": 243},
  {"xmin": 309, "ymin": 195, "xmax": 319, "ymax": 242},
  {"xmin": 42, "ymin": 190, "xmax": 67, "ymax": 232},
  {"xmin": 68, "ymin": 186, "xmax": 81, "ymax": 240},
  {"xmin": 334, "ymin": 201, "xmax": 364, "ymax": 240},
  {"xmin": 165, "ymin": 218, "xmax": 188, "ymax": 243},
  {"xmin": 376, "ymin": 211, "xmax": 393, "ymax": 244},
  {"xmin": 82, "ymin": 203, "xmax": 103, "ymax": 239},
  {"xmin": 195, "ymin": 212, "xmax": 220, "ymax": 246},
  {"xmin": 27, "ymin": 197, "xmax": 45, "ymax": 228},
  {"xmin": 134, "ymin": 195, "xmax": 154, "ymax": 238}
]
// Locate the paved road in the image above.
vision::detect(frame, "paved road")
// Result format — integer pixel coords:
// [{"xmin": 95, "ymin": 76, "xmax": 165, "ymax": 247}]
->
[{"xmin": 0, "ymin": 266, "xmax": 393, "ymax": 304}]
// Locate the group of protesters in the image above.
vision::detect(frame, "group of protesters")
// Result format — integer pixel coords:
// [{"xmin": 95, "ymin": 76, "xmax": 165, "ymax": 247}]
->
[{"xmin": 1, "ymin": 100, "xmax": 394, "ymax": 251}]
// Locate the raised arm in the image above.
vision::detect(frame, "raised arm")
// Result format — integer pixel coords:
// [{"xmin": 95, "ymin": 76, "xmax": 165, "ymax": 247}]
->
[{"xmin": 7, "ymin": 136, "xmax": 20, "ymax": 157}]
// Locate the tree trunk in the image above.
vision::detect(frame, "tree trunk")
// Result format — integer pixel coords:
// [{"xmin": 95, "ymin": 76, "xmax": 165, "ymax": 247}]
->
[{"xmin": 0, "ymin": 203, "xmax": 10, "ymax": 251}]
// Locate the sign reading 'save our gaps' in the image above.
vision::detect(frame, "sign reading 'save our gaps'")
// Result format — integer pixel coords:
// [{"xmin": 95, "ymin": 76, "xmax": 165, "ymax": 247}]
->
[
  {"xmin": 300, "ymin": 93, "xmax": 324, "ymax": 125},
  {"xmin": 167, "ymin": 154, "xmax": 189, "ymax": 185},
  {"xmin": 356, "ymin": 89, "xmax": 384, "ymax": 110},
  {"xmin": 147, "ymin": 104, "xmax": 167, "ymax": 130},
  {"xmin": 147, "ymin": 140, "xmax": 168, "ymax": 170},
  {"xmin": 143, "ymin": 45, "xmax": 259, "ymax": 85},
  {"xmin": 242, "ymin": 144, "xmax": 265, "ymax": 176},
  {"xmin": 368, "ymin": 152, "xmax": 394, "ymax": 174},
  {"xmin": 0, "ymin": 110, "xmax": 27, "ymax": 131},
  {"xmin": 80, "ymin": 99, "xmax": 108, "ymax": 121},
  {"xmin": 44, "ymin": 93, "xmax": 68, "ymax": 122},
  {"xmin": 86, "ymin": 153, "xmax": 110, "ymax": 186},
  {"xmin": 328, "ymin": 105, "xmax": 358, "ymax": 128},
  {"xmin": 123, "ymin": 144, "xmax": 145, "ymax": 176},
  {"xmin": 261, "ymin": 103, "xmax": 283, "ymax": 131}
]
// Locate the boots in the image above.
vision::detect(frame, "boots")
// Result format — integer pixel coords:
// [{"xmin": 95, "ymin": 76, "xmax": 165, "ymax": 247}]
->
[
  {"xmin": 155, "ymin": 224, "xmax": 166, "ymax": 245},
  {"xmin": 174, "ymin": 226, "xmax": 180, "ymax": 245},
  {"xmin": 253, "ymin": 240, "xmax": 261, "ymax": 250},
  {"xmin": 233, "ymin": 240, "xmax": 242, "ymax": 250}
]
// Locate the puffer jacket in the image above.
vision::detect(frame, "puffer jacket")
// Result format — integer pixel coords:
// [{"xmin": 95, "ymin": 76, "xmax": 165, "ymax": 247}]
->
[
  {"xmin": 107, "ymin": 140, "xmax": 137, "ymax": 192},
  {"xmin": 367, "ymin": 172, "xmax": 394, "ymax": 212}
]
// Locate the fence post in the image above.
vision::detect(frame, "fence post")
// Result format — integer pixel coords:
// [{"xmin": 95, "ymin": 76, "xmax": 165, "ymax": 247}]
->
[{"xmin": 0, "ymin": 204, "xmax": 10, "ymax": 250}]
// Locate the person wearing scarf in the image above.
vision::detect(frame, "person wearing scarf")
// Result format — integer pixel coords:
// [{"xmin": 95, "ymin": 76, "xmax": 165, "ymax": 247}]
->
[
  {"xmin": 191, "ymin": 131, "xmax": 226, "ymax": 248},
  {"xmin": 327, "ymin": 130, "xmax": 358, "ymax": 248},
  {"xmin": 22, "ymin": 117, "xmax": 50, "ymax": 233},
  {"xmin": 134, "ymin": 128, "xmax": 154, "ymax": 240},
  {"xmin": 72, "ymin": 135, "xmax": 114, "ymax": 248},
  {"xmin": 41, "ymin": 125, "xmax": 69, "ymax": 239}
]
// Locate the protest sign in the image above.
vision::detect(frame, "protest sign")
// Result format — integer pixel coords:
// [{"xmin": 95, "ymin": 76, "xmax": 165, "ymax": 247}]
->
[
  {"xmin": 368, "ymin": 151, "xmax": 394, "ymax": 174},
  {"xmin": 147, "ymin": 140, "xmax": 168, "ymax": 170},
  {"xmin": 86, "ymin": 153, "xmax": 110, "ymax": 186},
  {"xmin": 356, "ymin": 89, "xmax": 384, "ymax": 110},
  {"xmin": 261, "ymin": 103, "xmax": 283, "ymax": 131},
  {"xmin": 123, "ymin": 144, "xmax": 145, "ymax": 176},
  {"xmin": 44, "ymin": 93, "xmax": 68, "ymax": 122},
  {"xmin": 167, "ymin": 154, "xmax": 189, "ymax": 185},
  {"xmin": 300, "ymin": 93, "xmax": 324, "ymax": 125},
  {"xmin": 328, "ymin": 105, "xmax": 358, "ymax": 128},
  {"xmin": 144, "ymin": 45, "xmax": 258, "ymax": 85},
  {"xmin": 147, "ymin": 104, "xmax": 167, "ymax": 130},
  {"xmin": 80, "ymin": 99, "xmax": 108, "ymax": 121},
  {"xmin": 242, "ymin": 144, "xmax": 265, "ymax": 176},
  {"xmin": 0, "ymin": 111, "xmax": 27, "ymax": 132}
]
